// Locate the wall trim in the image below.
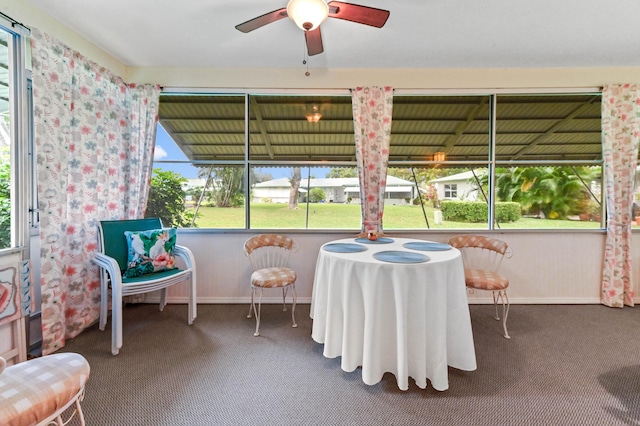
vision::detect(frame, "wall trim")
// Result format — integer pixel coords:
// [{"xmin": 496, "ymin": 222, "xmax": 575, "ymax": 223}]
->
[{"xmin": 146, "ymin": 296, "xmax": 605, "ymax": 305}]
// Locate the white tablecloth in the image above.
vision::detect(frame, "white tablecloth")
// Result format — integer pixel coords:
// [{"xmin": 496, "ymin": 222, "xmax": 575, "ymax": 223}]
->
[{"xmin": 310, "ymin": 237, "xmax": 477, "ymax": 391}]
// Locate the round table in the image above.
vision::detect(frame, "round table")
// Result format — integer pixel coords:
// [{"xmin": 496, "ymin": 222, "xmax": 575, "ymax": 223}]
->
[{"xmin": 310, "ymin": 237, "xmax": 477, "ymax": 391}]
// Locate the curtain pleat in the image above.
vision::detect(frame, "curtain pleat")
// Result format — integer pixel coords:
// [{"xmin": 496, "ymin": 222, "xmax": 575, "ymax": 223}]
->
[
  {"xmin": 31, "ymin": 28, "xmax": 160, "ymax": 354},
  {"xmin": 351, "ymin": 86, "xmax": 393, "ymax": 236},
  {"xmin": 601, "ymin": 84, "xmax": 640, "ymax": 307}
]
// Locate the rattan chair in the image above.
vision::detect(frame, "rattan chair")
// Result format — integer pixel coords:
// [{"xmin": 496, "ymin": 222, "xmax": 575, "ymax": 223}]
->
[
  {"xmin": 244, "ymin": 234, "xmax": 298, "ymax": 336},
  {"xmin": 449, "ymin": 235, "xmax": 512, "ymax": 339}
]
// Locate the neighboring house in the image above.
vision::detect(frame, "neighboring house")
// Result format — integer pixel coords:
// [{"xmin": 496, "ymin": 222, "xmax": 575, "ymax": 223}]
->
[
  {"xmin": 430, "ymin": 170, "xmax": 481, "ymax": 201},
  {"xmin": 252, "ymin": 176, "xmax": 418, "ymax": 205},
  {"xmin": 251, "ymin": 177, "xmax": 307, "ymax": 204}
]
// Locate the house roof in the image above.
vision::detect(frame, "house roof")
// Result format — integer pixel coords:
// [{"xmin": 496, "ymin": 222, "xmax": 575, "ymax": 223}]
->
[
  {"xmin": 431, "ymin": 170, "xmax": 481, "ymax": 183},
  {"xmin": 255, "ymin": 175, "xmax": 415, "ymax": 188}
]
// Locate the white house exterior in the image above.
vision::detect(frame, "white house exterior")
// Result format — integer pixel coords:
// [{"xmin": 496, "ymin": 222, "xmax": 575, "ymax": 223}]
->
[
  {"xmin": 430, "ymin": 170, "xmax": 481, "ymax": 201},
  {"xmin": 252, "ymin": 176, "xmax": 418, "ymax": 205}
]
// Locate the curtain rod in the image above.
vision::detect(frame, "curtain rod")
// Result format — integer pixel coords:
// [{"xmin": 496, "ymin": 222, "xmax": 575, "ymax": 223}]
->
[{"xmin": 0, "ymin": 11, "xmax": 30, "ymax": 32}]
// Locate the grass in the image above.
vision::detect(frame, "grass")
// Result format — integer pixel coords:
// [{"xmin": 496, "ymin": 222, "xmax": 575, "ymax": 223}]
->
[{"xmin": 190, "ymin": 203, "xmax": 603, "ymax": 230}]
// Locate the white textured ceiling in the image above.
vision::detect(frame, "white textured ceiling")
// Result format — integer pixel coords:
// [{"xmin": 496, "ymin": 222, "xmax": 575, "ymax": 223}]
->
[{"xmin": 25, "ymin": 0, "xmax": 640, "ymax": 69}]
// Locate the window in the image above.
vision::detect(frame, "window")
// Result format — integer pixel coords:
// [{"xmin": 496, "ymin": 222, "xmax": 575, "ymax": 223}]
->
[
  {"xmin": 493, "ymin": 94, "xmax": 602, "ymax": 229},
  {"xmin": 0, "ymin": 21, "xmax": 30, "ymax": 250},
  {"xmin": 153, "ymin": 91, "xmax": 602, "ymax": 231},
  {"xmin": 444, "ymin": 184, "xmax": 457, "ymax": 199}
]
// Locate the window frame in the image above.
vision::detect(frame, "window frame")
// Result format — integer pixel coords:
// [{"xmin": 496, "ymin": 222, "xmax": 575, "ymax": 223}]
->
[
  {"xmin": 0, "ymin": 17, "xmax": 31, "ymax": 254},
  {"xmin": 155, "ymin": 87, "xmax": 604, "ymax": 232}
]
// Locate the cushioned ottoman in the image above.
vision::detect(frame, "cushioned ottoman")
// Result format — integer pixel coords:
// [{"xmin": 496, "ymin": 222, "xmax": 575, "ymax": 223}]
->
[{"xmin": 0, "ymin": 352, "xmax": 90, "ymax": 426}]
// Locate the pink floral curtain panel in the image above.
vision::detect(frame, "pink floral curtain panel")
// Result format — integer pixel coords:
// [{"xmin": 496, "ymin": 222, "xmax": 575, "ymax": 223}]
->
[
  {"xmin": 601, "ymin": 84, "xmax": 640, "ymax": 308},
  {"xmin": 351, "ymin": 86, "xmax": 393, "ymax": 236},
  {"xmin": 31, "ymin": 29, "xmax": 160, "ymax": 354}
]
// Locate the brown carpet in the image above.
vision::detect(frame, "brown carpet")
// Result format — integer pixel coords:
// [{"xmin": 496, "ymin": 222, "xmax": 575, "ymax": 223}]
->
[{"xmin": 59, "ymin": 303, "xmax": 640, "ymax": 425}]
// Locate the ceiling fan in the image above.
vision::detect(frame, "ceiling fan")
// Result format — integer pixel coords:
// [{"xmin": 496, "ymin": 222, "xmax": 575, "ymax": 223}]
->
[{"xmin": 235, "ymin": 0, "xmax": 390, "ymax": 56}]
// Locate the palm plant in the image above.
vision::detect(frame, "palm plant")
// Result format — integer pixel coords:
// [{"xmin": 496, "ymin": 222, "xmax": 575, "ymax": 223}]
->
[{"xmin": 477, "ymin": 166, "xmax": 599, "ymax": 220}]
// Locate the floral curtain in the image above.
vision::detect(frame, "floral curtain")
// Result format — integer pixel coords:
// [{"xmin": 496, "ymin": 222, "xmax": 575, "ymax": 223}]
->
[
  {"xmin": 31, "ymin": 29, "xmax": 160, "ymax": 354},
  {"xmin": 601, "ymin": 84, "xmax": 640, "ymax": 307},
  {"xmin": 351, "ymin": 86, "xmax": 393, "ymax": 236}
]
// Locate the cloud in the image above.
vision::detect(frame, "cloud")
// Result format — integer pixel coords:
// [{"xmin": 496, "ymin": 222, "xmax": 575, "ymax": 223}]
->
[{"xmin": 154, "ymin": 146, "xmax": 168, "ymax": 160}]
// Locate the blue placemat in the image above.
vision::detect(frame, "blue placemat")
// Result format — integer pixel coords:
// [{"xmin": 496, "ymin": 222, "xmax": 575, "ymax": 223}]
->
[
  {"xmin": 403, "ymin": 241, "xmax": 452, "ymax": 251},
  {"xmin": 354, "ymin": 237, "xmax": 395, "ymax": 244},
  {"xmin": 373, "ymin": 250, "xmax": 430, "ymax": 264},
  {"xmin": 323, "ymin": 243, "xmax": 368, "ymax": 253}
]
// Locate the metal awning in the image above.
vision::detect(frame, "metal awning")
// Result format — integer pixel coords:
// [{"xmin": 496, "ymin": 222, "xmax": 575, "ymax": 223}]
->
[{"xmin": 158, "ymin": 93, "xmax": 603, "ymax": 164}]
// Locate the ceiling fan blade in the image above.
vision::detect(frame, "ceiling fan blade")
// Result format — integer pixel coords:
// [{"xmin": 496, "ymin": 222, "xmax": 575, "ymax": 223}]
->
[
  {"xmin": 327, "ymin": 1, "xmax": 390, "ymax": 28},
  {"xmin": 235, "ymin": 8, "xmax": 288, "ymax": 33},
  {"xmin": 305, "ymin": 27, "xmax": 324, "ymax": 56}
]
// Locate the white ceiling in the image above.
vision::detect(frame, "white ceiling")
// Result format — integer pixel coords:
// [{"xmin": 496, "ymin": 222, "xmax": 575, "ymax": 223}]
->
[{"xmin": 26, "ymin": 0, "xmax": 640, "ymax": 70}]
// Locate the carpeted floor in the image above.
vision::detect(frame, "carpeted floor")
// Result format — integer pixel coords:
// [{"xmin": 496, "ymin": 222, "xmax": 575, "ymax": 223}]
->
[{"xmin": 60, "ymin": 303, "xmax": 640, "ymax": 425}]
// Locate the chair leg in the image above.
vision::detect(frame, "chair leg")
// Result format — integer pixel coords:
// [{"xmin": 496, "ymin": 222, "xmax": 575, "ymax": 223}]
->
[
  {"xmin": 159, "ymin": 288, "xmax": 167, "ymax": 311},
  {"xmin": 188, "ymin": 275, "xmax": 196, "ymax": 325},
  {"xmin": 52, "ymin": 388, "xmax": 86, "ymax": 426},
  {"xmin": 112, "ymin": 284, "xmax": 123, "ymax": 355},
  {"xmin": 493, "ymin": 290, "xmax": 510, "ymax": 339},
  {"xmin": 291, "ymin": 284, "xmax": 297, "ymax": 328},
  {"xmin": 247, "ymin": 287, "xmax": 254, "ymax": 319},
  {"xmin": 253, "ymin": 289, "xmax": 263, "ymax": 336},
  {"xmin": 282, "ymin": 287, "xmax": 288, "ymax": 312},
  {"xmin": 492, "ymin": 291, "xmax": 501, "ymax": 321},
  {"xmin": 99, "ymin": 271, "xmax": 108, "ymax": 331}
]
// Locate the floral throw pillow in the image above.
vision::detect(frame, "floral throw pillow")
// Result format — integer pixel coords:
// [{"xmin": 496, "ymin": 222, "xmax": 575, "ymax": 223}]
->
[{"xmin": 123, "ymin": 228, "xmax": 178, "ymax": 278}]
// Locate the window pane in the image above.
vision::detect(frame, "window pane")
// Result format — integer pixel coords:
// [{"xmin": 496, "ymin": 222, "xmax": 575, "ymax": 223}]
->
[
  {"xmin": 392, "ymin": 96, "xmax": 491, "ymax": 161},
  {"xmin": 249, "ymin": 166, "xmax": 361, "ymax": 230},
  {"xmin": 158, "ymin": 94, "xmax": 246, "ymax": 161},
  {"xmin": 384, "ymin": 167, "xmax": 490, "ymax": 230},
  {"xmin": 190, "ymin": 165, "xmax": 246, "ymax": 229},
  {"xmin": 0, "ymin": 29, "xmax": 12, "ymax": 249},
  {"xmin": 493, "ymin": 166, "xmax": 603, "ymax": 230},
  {"xmin": 495, "ymin": 94, "xmax": 602, "ymax": 162},
  {"xmin": 248, "ymin": 95, "xmax": 354, "ymax": 161}
]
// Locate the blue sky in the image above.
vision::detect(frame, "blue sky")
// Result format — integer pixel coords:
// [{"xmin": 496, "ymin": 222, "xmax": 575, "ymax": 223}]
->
[{"xmin": 153, "ymin": 125, "xmax": 199, "ymax": 178}]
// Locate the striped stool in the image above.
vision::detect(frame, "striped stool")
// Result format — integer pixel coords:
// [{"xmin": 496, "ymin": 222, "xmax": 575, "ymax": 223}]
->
[{"xmin": 0, "ymin": 352, "xmax": 90, "ymax": 426}]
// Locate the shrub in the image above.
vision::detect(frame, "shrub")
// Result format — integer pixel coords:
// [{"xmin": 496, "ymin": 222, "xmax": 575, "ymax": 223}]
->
[
  {"xmin": 146, "ymin": 169, "xmax": 196, "ymax": 227},
  {"xmin": 440, "ymin": 201, "xmax": 521, "ymax": 223}
]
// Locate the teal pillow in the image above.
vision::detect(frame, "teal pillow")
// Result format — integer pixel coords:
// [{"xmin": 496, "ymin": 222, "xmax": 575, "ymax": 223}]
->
[{"xmin": 123, "ymin": 228, "xmax": 178, "ymax": 278}]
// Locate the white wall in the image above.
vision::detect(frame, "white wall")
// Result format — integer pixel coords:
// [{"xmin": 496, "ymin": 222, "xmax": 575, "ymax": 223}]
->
[{"xmin": 153, "ymin": 230, "xmax": 627, "ymax": 305}]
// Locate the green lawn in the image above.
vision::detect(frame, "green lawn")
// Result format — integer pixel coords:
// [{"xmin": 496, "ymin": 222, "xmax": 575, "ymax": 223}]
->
[{"xmin": 191, "ymin": 203, "xmax": 603, "ymax": 230}]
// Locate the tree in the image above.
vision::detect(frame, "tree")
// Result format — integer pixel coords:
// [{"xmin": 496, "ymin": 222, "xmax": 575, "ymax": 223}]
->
[
  {"xmin": 478, "ymin": 166, "xmax": 598, "ymax": 220},
  {"xmin": 326, "ymin": 167, "xmax": 358, "ymax": 178},
  {"xmin": 210, "ymin": 167, "xmax": 244, "ymax": 207},
  {"xmin": 288, "ymin": 167, "xmax": 301, "ymax": 209},
  {"xmin": 145, "ymin": 169, "xmax": 195, "ymax": 227},
  {"xmin": 309, "ymin": 187, "xmax": 326, "ymax": 203}
]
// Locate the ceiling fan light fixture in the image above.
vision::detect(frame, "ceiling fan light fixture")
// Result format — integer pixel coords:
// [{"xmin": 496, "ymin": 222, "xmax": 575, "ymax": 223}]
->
[{"xmin": 287, "ymin": 0, "xmax": 329, "ymax": 31}]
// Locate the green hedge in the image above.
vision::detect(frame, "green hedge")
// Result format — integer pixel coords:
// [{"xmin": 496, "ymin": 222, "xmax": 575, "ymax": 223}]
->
[{"xmin": 440, "ymin": 201, "xmax": 521, "ymax": 223}]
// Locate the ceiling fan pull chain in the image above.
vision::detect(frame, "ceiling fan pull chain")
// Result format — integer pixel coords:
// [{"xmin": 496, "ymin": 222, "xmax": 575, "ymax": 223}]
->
[{"xmin": 302, "ymin": 41, "xmax": 311, "ymax": 76}]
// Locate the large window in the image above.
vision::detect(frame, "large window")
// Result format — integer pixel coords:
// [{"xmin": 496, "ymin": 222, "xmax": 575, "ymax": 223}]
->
[
  {"xmin": 153, "ymin": 91, "xmax": 604, "ymax": 231},
  {"xmin": 0, "ymin": 21, "xmax": 30, "ymax": 250}
]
